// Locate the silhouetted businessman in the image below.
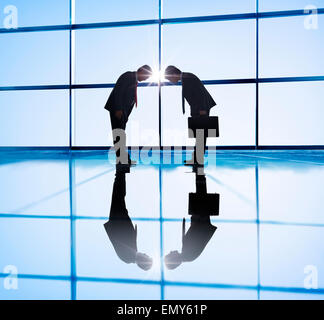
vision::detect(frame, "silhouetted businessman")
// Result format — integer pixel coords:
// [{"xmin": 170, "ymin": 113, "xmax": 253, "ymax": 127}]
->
[
  {"xmin": 164, "ymin": 66, "xmax": 216, "ymax": 164},
  {"xmin": 164, "ymin": 172, "xmax": 217, "ymax": 269},
  {"xmin": 104, "ymin": 65, "xmax": 152, "ymax": 165},
  {"xmin": 103, "ymin": 169, "xmax": 153, "ymax": 270}
]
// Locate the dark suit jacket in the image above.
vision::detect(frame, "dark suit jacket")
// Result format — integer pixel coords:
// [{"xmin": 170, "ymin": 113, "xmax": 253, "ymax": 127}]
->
[
  {"xmin": 182, "ymin": 72, "xmax": 216, "ymax": 116},
  {"xmin": 104, "ymin": 172, "xmax": 137, "ymax": 264},
  {"xmin": 181, "ymin": 217, "xmax": 217, "ymax": 262},
  {"xmin": 104, "ymin": 71, "xmax": 137, "ymax": 122}
]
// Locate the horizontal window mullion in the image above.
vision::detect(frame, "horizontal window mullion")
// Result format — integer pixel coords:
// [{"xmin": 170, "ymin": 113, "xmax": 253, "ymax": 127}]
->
[
  {"xmin": 1, "ymin": 77, "xmax": 324, "ymax": 92},
  {"xmin": 1, "ymin": 8, "xmax": 324, "ymax": 34}
]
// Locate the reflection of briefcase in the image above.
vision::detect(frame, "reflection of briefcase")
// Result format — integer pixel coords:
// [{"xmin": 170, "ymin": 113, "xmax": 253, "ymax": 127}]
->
[
  {"xmin": 188, "ymin": 116, "xmax": 219, "ymax": 138},
  {"xmin": 188, "ymin": 192, "xmax": 220, "ymax": 216}
]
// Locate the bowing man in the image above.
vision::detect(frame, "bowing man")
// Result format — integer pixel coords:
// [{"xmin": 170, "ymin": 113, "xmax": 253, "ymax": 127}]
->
[
  {"xmin": 164, "ymin": 66, "xmax": 216, "ymax": 164},
  {"xmin": 104, "ymin": 65, "xmax": 152, "ymax": 165}
]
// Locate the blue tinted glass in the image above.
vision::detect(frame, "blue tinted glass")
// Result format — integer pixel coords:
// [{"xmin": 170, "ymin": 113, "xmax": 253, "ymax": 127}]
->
[
  {"xmin": 162, "ymin": 84, "xmax": 256, "ymax": 147},
  {"xmin": 0, "ymin": 279, "xmax": 70, "ymax": 300},
  {"xmin": 0, "ymin": 0, "xmax": 69, "ymax": 27},
  {"xmin": 260, "ymin": 225, "xmax": 324, "ymax": 289},
  {"xmin": 261, "ymin": 291, "xmax": 324, "ymax": 300},
  {"xmin": 161, "ymin": 85, "xmax": 193, "ymax": 148},
  {"xmin": 163, "ymin": 0, "xmax": 256, "ymax": 18},
  {"xmin": 75, "ymin": 162, "xmax": 159, "ymax": 219},
  {"xmin": 259, "ymin": 82, "xmax": 324, "ymax": 145},
  {"xmin": 165, "ymin": 287, "xmax": 258, "ymax": 300},
  {"xmin": 206, "ymin": 85, "xmax": 256, "ymax": 146},
  {"xmin": 74, "ymin": 26, "xmax": 158, "ymax": 84},
  {"xmin": 73, "ymin": 156, "xmax": 115, "ymax": 185},
  {"xmin": 75, "ymin": 0, "xmax": 158, "ymax": 23},
  {"xmin": 75, "ymin": 219, "xmax": 161, "ymax": 280},
  {"xmin": 163, "ymin": 221, "xmax": 258, "ymax": 286},
  {"xmin": 0, "ymin": 90, "xmax": 69, "ymax": 146},
  {"xmin": 73, "ymin": 88, "xmax": 113, "ymax": 147},
  {"xmin": 162, "ymin": 20, "xmax": 256, "ymax": 80},
  {"xmin": 259, "ymin": 0, "xmax": 324, "ymax": 12},
  {"xmin": 74, "ymin": 87, "xmax": 159, "ymax": 147},
  {"xmin": 0, "ymin": 159, "xmax": 69, "ymax": 216},
  {"xmin": 77, "ymin": 282, "xmax": 160, "ymax": 299},
  {"xmin": 0, "ymin": 218, "xmax": 70, "ymax": 276},
  {"xmin": 1, "ymin": 151, "xmax": 324, "ymax": 300},
  {"xmin": 259, "ymin": 163, "xmax": 324, "ymax": 225},
  {"xmin": 260, "ymin": 16, "xmax": 324, "ymax": 77},
  {"xmin": 0, "ymin": 31, "xmax": 69, "ymax": 86},
  {"xmin": 162, "ymin": 166, "xmax": 256, "ymax": 221}
]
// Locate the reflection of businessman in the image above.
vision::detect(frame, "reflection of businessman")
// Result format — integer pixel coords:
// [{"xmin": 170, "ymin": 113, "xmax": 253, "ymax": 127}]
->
[
  {"xmin": 164, "ymin": 173, "xmax": 217, "ymax": 269},
  {"xmin": 104, "ymin": 65, "xmax": 152, "ymax": 165},
  {"xmin": 164, "ymin": 216, "xmax": 217, "ymax": 270},
  {"xmin": 104, "ymin": 170, "xmax": 153, "ymax": 270},
  {"xmin": 164, "ymin": 66, "xmax": 216, "ymax": 164}
]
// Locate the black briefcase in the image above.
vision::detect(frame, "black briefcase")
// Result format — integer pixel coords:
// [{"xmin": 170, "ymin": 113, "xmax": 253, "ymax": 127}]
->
[
  {"xmin": 188, "ymin": 192, "xmax": 220, "ymax": 216},
  {"xmin": 188, "ymin": 116, "xmax": 219, "ymax": 138}
]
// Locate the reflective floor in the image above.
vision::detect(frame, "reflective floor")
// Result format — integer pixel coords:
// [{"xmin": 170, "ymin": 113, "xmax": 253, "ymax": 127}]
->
[{"xmin": 0, "ymin": 150, "xmax": 324, "ymax": 300}]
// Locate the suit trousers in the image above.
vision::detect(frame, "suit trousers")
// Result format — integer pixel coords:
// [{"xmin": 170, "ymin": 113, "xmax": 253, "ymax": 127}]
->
[
  {"xmin": 109, "ymin": 172, "xmax": 128, "ymax": 220},
  {"xmin": 191, "ymin": 111, "xmax": 210, "ymax": 163},
  {"xmin": 109, "ymin": 111, "xmax": 129, "ymax": 164}
]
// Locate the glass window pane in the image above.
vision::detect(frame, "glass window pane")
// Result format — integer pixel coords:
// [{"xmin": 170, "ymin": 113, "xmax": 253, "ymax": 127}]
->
[
  {"xmin": 74, "ymin": 87, "xmax": 159, "ymax": 147},
  {"xmin": 0, "ymin": 218, "xmax": 70, "ymax": 276},
  {"xmin": 260, "ymin": 16, "xmax": 324, "ymax": 77},
  {"xmin": 76, "ymin": 219, "xmax": 161, "ymax": 280},
  {"xmin": 0, "ymin": 0, "xmax": 69, "ymax": 27},
  {"xmin": 162, "ymin": 84, "xmax": 255, "ymax": 147},
  {"xmin": 0, "ymin": 90, "xmax": 69, "ymax": 146},
  {"xmin": 0, "ymin": 279, "xmax": 70, "ymax": 300},
  {"xmin": 163, "ymin": 0, "xmax": 256, "ymax": 18},
  {"xmin": 163, "ymin": 221, "xmax": 258, "ymax": 286},
  {"xmin": 0, "ymin": 159, "xmax": 69, "ymax": 216},
  {"xmin": 162, "ymin": 20, "xmax": 256, "ymax": 80},
  {"xmin": 259, "ymin": 0, "xmax": 324, "ymax": 12},
  {"xmin": 162, "ymin": 166, "xmax": 256, "ymax": 221},
  {"xmin": 259, "ymin": 165, "xmax": 324, "ymax": 225},
  {"xmin": 73, "ymin": 88, "xmax": 110, "ymax": 147},
  {"xmin": 162, "ymin": 85, "xmax": 194, "ymax": 147},
  {"xmin": 260, "ymin": 225, "xmax": 324, "ymax": 289},
  {"xmin": 261, "ymin": 291, "xmax": 324, "ymax": 300},
  {"xmin": 75, "ymin": 160, "xmax": 160, "ymax": 219},
  {"xmin": 77, "ymin": 282, "xmax": 160, "ymax": 300},
  {"xmin": 165, "ymin": 287, "xmax": 257, "ymax": 300},
  {"xmin": 259, "ymin": 82, "xmax": 324, "ymax": 145},
  {"xmin": 0, "ymin": 31, "xmax": 69, "ymax": 86},
  {"xmin": 74, "ymin": 26, "xmax": 158, "ymax": 84},
  {"xmin": 75, "ymin": 0, "xmax": 158, "ymax": 24}
]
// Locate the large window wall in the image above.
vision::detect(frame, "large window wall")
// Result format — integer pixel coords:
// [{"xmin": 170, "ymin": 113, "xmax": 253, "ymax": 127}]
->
[{"xmin": 0, "ymin": 0, "xmax": 323, "ymax": 148}]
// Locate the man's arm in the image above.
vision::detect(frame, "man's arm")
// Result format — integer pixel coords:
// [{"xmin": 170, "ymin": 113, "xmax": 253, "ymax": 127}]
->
[
  {"xmin": 115, "ymin": 75, "xmax": 132, "ymax": 111},
  {"xmin": 198, "ymin": 80, "xmax": 214, "ymax": 114},
  {"xmin": 114, "ymin": 110, "xmax": 123, "ymax": 120},
  {"xmin": 112, "ymin": 74, "xmax": 133, "ymax": 118},
  {"xmin": 184, "ymin": 74, "xmax": 209, "ymax": 116}
]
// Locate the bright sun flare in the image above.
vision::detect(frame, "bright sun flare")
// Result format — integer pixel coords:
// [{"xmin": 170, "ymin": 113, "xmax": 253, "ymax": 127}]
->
[{"xmin": 149, "ymin": 67, "xmax": 166, "ymax": 83}]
